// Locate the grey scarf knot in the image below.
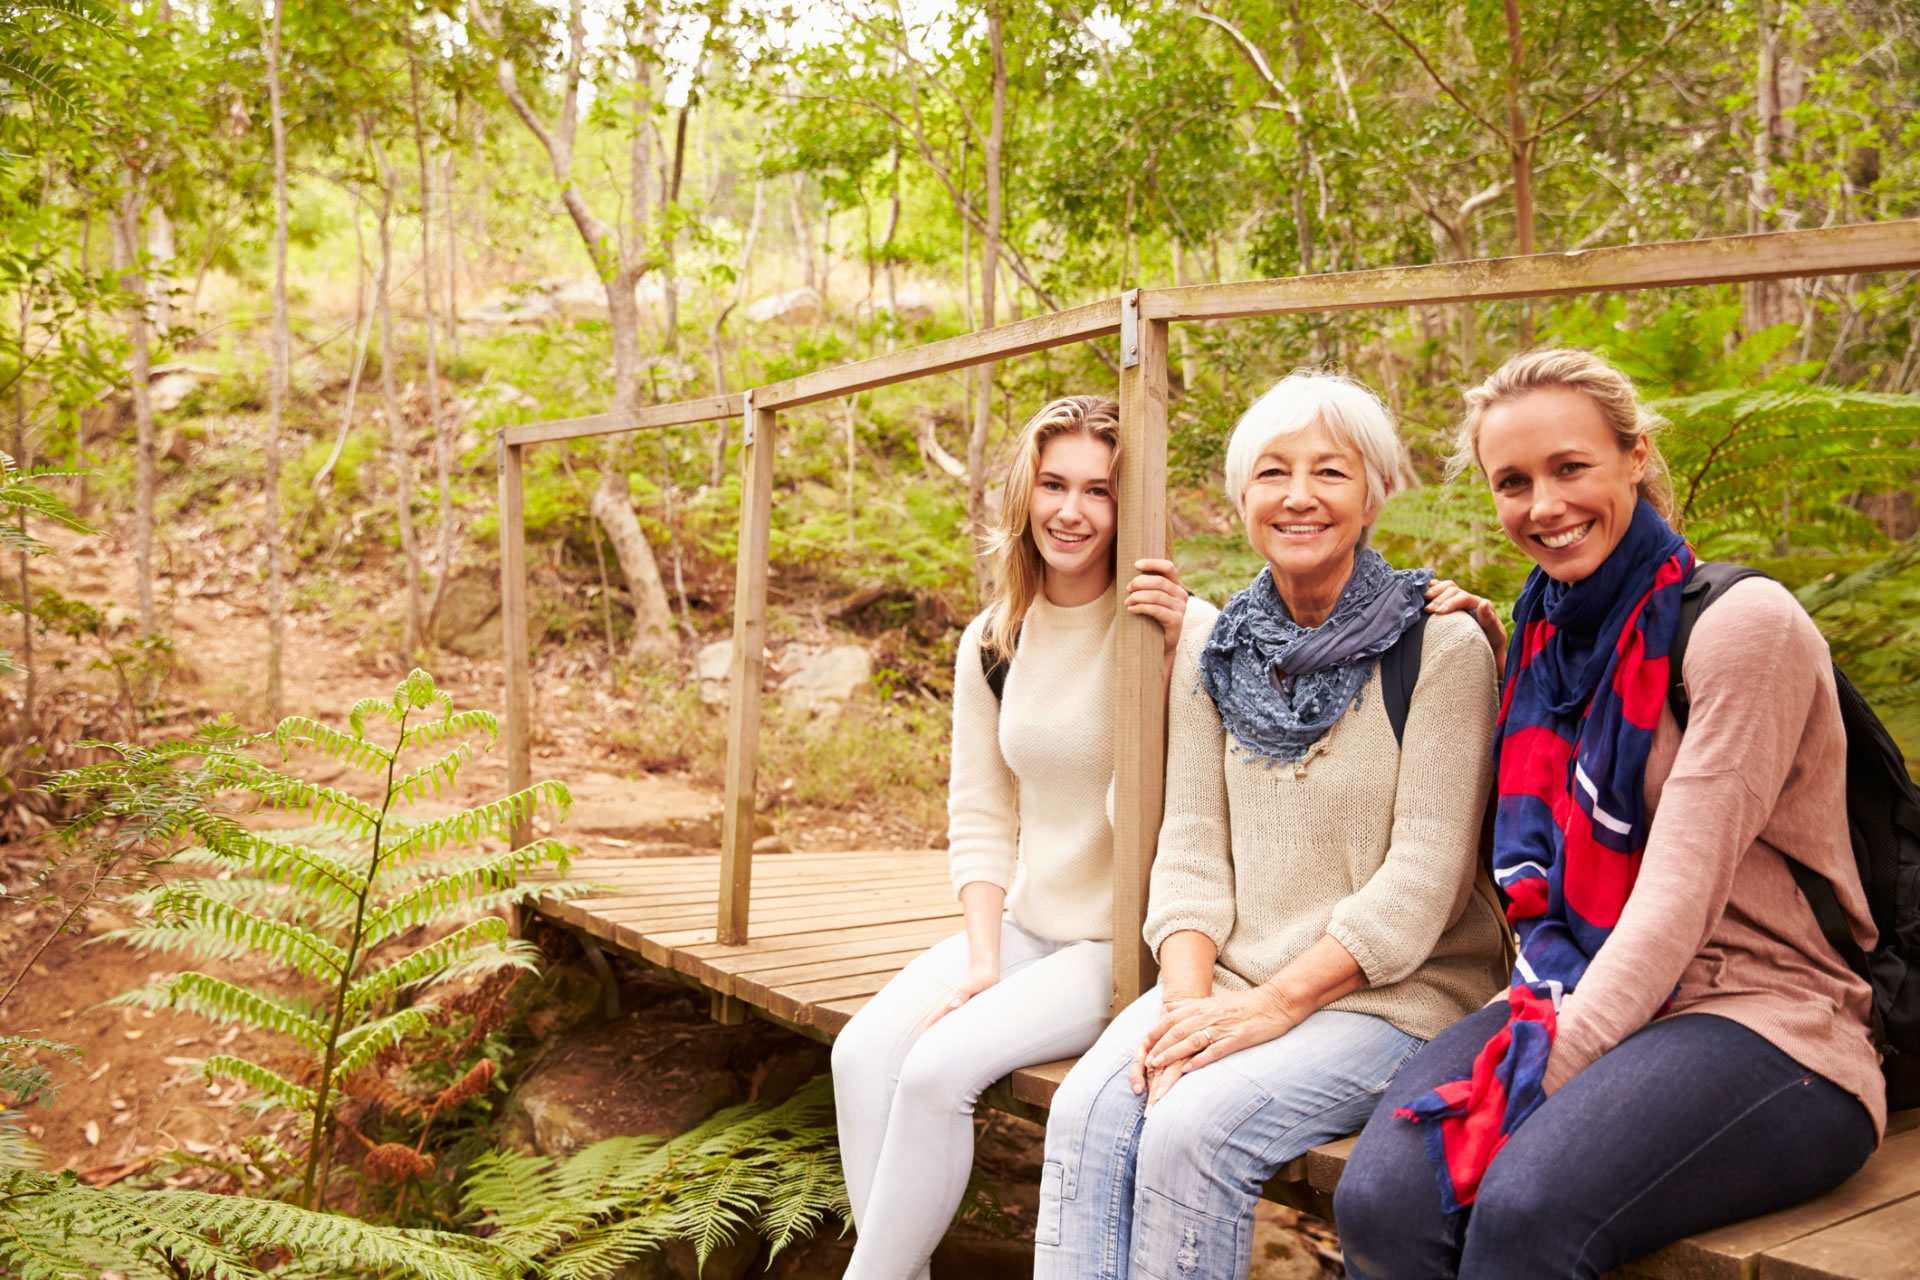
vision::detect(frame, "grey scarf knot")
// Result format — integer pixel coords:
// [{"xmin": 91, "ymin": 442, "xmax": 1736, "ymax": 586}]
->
[{"xmin": 1197, "ymin": 549, "xmax": 1432, "ymax": 765}]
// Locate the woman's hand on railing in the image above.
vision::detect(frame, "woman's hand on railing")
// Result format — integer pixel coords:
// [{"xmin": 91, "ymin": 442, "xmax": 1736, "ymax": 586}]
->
[{"xmin": 1127, "ymin": 557, "xmax": 1191, "ymax": 686}]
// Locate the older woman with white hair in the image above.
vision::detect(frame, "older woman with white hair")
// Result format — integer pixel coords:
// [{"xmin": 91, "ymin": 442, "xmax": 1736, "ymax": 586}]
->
[{"xmin": 1033, "ymin": 371, "xmax": 1509, "ymax": 1280}]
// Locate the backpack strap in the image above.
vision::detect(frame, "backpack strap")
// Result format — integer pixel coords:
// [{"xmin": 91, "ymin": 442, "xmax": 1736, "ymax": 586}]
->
[
  {"xmin": 1668, "ymin": 562, "xmax": 1873, "ymax": 989},
  {"xmin": 981, "ymin": 625, "xmax": 1020, "ymax": 703},
  {"xmin": 1668, "ymin": 562, "xmax": 1769, "ymax": 731},
  {"xmin": 1381, "ymin": 612, "xmax": 1429, "ymax": 747}
]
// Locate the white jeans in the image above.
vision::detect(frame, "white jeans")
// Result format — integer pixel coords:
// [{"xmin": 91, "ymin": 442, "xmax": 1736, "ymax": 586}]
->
[{"xmin": 831, "ymin": 919, "xmax": 1115, "ymax": 1280}]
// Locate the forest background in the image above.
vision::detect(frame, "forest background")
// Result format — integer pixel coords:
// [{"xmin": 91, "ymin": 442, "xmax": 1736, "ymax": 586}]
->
[{"xmin": 2, "ymin": 0, "xmax": 1920, "ymax": 1275}]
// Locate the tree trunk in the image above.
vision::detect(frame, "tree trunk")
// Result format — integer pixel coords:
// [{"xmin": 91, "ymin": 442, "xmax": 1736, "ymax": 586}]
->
[
  {"xmin": 967, "ymin": 6, "xmax": 1007, "ymax": 596},
  {"xmin": 373, "ymin": 136, "xmax": 425, "ymax": 656},
  {"xmin": 1503, "ymin": 0, "xmax": 1534, "ymax": 344},
  {"xmin": 1746, "ymin": 0, "xmax": 1784, "ymax": 332},
  {"xmin": 409, "ymin": 48, "xmax": 455, "ymax": 640},
  {"xmin": 475, "ymin": 0, "xmax": 675, "ymax": 657},
  {"xmin": 588, "ymin": 459, "xmax": 674, "ymax": 660},
  {"xmin": 790, "ymin": 175, "xmax": 816, "ymax": 292},
  {"xmin": 444, "ymin": 146, "xmax": 459, "ymax": 361},
  {"xmin": 146, "ymin": 205, "xmax": 175, "ymax": 337},
  {"xmin": 708, "ymin": 151, "xmax": 768, "ymax": 486},
  {"xmin": 14, "ymin": 290, "xmax": 32, "ymax": 725},
  {"xmin": 604, "ymin": 243, "xmax": 673, "ymax": 660},
  {"xmin": 113, "ymin": 194, "xmax": 158, "ymax": 637},
  {"xmin": 264, "ymin": 0, "xmax": 289, "ymax": 720}
]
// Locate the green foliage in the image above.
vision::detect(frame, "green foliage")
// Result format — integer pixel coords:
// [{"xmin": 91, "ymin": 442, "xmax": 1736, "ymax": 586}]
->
[
  {"xmin": 461, "ymin": 1075, "xmax": 848, "ymax": 1277},
  {"xmin": 0, "ymin": 0, "xmax": 114, "ymax": 118},
  {"xmin": 1791, "ymin": 539, "xmax": 1920, "ymax": 768},
  {"xmin": 0, "ymin": 1036, "xmax": 76, "ymax": 1171},
  {"xmin": 1657, "ymin": 387, "xmax": 1920, "ymax": 558},
  {"xmin": 0, "ymin": 1166, "xmax": 519, "ymax": 1280},
  {"xmin": 67, "ymin": 669, "xmax": 587, "ymax": 1209}
]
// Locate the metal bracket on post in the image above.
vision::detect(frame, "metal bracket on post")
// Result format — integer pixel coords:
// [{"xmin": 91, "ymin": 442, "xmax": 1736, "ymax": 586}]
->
[
  {"xmin": 741, "ymin": 388, "xmax": 755, "ymax": 448},
  {"xmin": 495, "ymin": 429, "xmax": 505, "ymax": 475},
  {"xmin": 1120, "ymin": 288, "xmax": 1141, "ymax": 369}
]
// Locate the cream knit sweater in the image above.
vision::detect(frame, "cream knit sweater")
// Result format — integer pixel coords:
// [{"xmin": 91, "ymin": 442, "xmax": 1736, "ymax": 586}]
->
[
  {"xmin": 947, "ymin": 589, "xmax": 1219, "ymax": 944},
  {"xmin": 1146, "ymin": 608, "xmax": 1508, "ymax": 1041}
]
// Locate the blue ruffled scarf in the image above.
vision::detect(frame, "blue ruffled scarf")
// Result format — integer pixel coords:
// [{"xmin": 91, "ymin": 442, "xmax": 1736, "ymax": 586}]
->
[{"xmin": 1198, "ymin": 549, "xmax": 1433, "ymax": 764}]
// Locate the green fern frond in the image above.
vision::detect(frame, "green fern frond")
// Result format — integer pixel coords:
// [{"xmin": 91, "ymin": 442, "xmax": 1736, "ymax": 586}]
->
[
  {"xmin": 120, "ymin": 878, "xmax": 349, "ymax": 930},
  {"xmin": 1654, "ymin": 387, "xmax": 1920, "ymax": 555},
  {"xmin": 332, "ymin": 1007, "xmax": 434, "ymax": 1078},
  {"xmin": 402, "ymin": 708, "xmax": 500, "ymax": 750},
  {"xmin": 681, "ymin": 1158, "xmax": 765, "ymax": 1269},
  {"xmin": 272, "ymin": 716, "xmax": 396, "ymax": 770},
  {"xmin": 541, "ymin": 1218, "xmax": 673, "ymax": 1280},
  {"xmin": 145, "ymin": 896, "xmax": 347, "ymax": 981},
  {"xmin": 5, "ymin": 1168, "xmax": 519, "ymax": 1280},
  {"xmin": 349, "ymin": 696, "xmax": 407, "ymax": 738},
  {"xmin": 120, "ymin": 973, "xmax": 329, "ymax": 1048},
  {"xmin": 375, "ymin": 841, "xmax": 572, "ymax": 891},
  {"xmin": 386, "ymin": 745, "xmax": 473, "ymax": 807},
  {"xmin": 0, "ymin": 1037, "xmax": 75, "ymax": 1108},
  {"xmin": 468, "ymin": 1078, "xmax": 848, "ymax": 1272},
  {"xmin": 200, "ymin": 1056, "xmax": 317, "ymax": 1112},
  {"xmin": 458, "ymin": 1147, "xmax": 561, "ymax": 1218},
  {"xmin": 206, "ymin": 759, "xmax": 381, "ymax": 833},
  {"xmin": 396, "ymin": 668, "xmax": 455, "ymax": 718},
  {"xmin": 759, "ymin": 1150, "xmax": 843, "ymax": 1259},
  {"xmin": 345, "ymin": 917, "xmax": 515, "ymax": 1013},
  {"xmin": 361, "ymin": 843, "xmax": 573, "ymax": 946},
  {"xmin": 381, "ymin": 781, "xmax": 574, "ymax": 866},
  {"xmin": 7, "ymin": 1, "xmax": 117, "ymax": 32}
]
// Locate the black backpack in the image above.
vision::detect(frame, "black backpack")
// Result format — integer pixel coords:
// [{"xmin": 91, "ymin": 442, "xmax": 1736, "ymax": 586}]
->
[
  {"xmin": 981, "ymin": 613, "xmax": 1433, "ymax": 746},
  {"xmin": 1670, "ymin": 562, "xmax": 1920, "ymax": 1111}
]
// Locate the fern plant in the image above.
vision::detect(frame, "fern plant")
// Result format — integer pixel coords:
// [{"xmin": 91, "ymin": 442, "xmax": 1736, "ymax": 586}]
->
[
  {"xmin": 1657, "ymin": 387, "xmax": 1920, "ymax": 558},
  {"xmin": 0, "ymin": 1166, "xmax": 523, "ymax": 1280},
  {"xmin": 0, "ymin": 1041, "xmax": 521, "ymax": 1278},
  {"xmin": 461, "ymin": 1075, "xmax": 849, "ymax": 1278},
  {"xmin": 66, "ymin": 669, "xmax": 582, "ymax": 1210}
]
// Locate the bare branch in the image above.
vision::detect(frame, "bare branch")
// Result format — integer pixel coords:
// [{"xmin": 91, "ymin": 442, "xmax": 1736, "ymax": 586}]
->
[
  {"xmin": 1355, "ymin": 1, "xmax": 1510, "ymax": 144},
  {"xmin": 1186, "ymin": 7, "xmax": 1302, "ymax": 121},
  {"xmin": 1532, "ymin": 5, "xmax": 1711, "ymax": 139}
]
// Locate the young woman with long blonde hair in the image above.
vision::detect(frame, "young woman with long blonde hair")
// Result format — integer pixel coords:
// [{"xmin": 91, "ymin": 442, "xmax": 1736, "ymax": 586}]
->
[{"xmin": 831, "ymin": 394, "xmax": 1213, "ymax": 1280}]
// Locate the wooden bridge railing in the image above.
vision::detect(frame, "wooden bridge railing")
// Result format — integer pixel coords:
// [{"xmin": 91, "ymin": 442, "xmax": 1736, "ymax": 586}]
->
[{"xmin": 499, "ymin": 219, "xmax": 1920, "ymax": 1014}]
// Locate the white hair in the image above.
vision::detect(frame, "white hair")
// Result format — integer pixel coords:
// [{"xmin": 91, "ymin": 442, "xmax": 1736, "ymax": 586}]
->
[{"xmin": 1222, "ymin": 370, "xmax": 1407, "ymax": 518}]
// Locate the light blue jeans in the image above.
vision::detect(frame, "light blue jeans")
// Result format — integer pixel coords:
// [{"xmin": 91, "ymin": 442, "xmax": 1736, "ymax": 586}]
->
[{"xmin": 1035, "ymin": 985, "xmax": 1424, "ymax": 1280}]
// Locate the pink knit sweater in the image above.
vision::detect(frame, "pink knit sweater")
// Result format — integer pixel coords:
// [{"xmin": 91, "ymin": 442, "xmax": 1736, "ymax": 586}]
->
[{"xmin": 1541, "ymin": 578, "xmax": 1887, "ymax": 1139}]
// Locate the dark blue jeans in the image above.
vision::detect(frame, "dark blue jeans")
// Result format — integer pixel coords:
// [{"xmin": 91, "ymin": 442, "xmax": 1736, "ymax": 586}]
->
[{"xmin": 1334, "ymin": 1005, "xmax": 1876, "ymax": 1280}]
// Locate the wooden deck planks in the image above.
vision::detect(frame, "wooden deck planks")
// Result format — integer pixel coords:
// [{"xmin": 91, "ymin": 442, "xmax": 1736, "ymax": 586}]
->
[{"xmin": 540, "ymin": 848, "xmax": 1920, "ymax": 1280}]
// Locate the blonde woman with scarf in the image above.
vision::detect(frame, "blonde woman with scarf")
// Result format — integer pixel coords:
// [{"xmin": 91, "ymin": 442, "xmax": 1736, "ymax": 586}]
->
[{"xmin": 1334, "ymin": 349, "xmax": 1882, "ymax": 1279}]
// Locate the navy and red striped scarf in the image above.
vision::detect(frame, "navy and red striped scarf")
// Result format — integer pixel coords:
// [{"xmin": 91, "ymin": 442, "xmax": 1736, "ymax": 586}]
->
[{"xmin": 1395, "ymin": 500, "xmax": 1695, "ymax": 1212}]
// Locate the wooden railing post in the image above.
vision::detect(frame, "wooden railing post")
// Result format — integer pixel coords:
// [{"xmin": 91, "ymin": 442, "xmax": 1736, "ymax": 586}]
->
[
  {"xmin": 498, "ymin": 434, "xmax": 532, "ymax": 851},
  {"xmin": 718, "ymin": 395, "xmax": 776, "ymax": 946},
  {"xmin": 1112, "ymin": 291, "xmax": 1170, "ymax": 1011}
]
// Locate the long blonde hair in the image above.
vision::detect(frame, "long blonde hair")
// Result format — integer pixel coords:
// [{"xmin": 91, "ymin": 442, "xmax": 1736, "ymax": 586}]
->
[
  {"xmin": 980, "ymin": 395, "xmax": 1122, "ymax": 660},
  {"xmin": 1448, "ymin": 347, "xmax": 1678, "ymax": 523}
]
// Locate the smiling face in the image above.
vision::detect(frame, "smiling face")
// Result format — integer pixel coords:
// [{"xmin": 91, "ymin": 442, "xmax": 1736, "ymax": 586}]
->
[
  {"xmin": 1026, "ymin": 431, "xmax": 1117, "ymax": 605},
  {"xmin": 1476, "ymin": 386, "xmax": 1649, "ymax": 584},
  {"xmin": 1240, "ymin": 420, "xmax": 1378, "ymax": 622}
]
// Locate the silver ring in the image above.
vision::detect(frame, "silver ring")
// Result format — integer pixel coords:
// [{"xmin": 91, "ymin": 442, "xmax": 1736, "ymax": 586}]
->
[{"xmin": 1198, "ymin": 1026, "xmax": 1213, "ymax": 1047}]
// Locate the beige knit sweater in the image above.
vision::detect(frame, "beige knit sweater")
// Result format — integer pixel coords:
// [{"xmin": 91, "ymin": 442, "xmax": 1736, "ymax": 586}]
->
[
  {"xmin": 1146, "ymin": 609, "xmax": 1509, "ymax": 1041},
  {"xmin": 1542, "ymin": 578, "xmax": 1887, "ymax": 1137},
  {"xmin": 947, "ymin": 589, "xmax": 1219, "ymax": 944}
]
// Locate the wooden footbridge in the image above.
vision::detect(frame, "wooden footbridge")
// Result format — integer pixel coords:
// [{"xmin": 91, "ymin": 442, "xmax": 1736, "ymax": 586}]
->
[{"xmin": 511, "ymin": 221, "xmax": 1920, "ymax": 1280}]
